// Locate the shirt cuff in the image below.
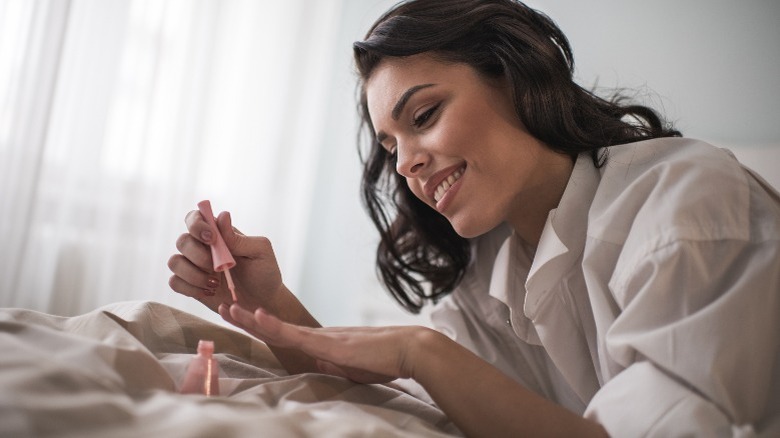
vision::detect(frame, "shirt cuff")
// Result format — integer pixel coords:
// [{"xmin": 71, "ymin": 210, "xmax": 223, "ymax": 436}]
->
[{"xmin": 584, "ymin": 362, "xmax": 755, "ymax": 437}]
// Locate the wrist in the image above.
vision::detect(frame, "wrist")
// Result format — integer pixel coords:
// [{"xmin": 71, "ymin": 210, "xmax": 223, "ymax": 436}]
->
[
  {"xmin": 404, "ymin": 327, "xmax": 448, "ymax": 381},
  {"xmin": 269, "ymin": 283, "xmax": 320, "ymax": 328}
]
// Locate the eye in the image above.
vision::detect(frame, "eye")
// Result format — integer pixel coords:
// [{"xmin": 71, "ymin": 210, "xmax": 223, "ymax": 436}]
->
[
  {"xmin": 377, "ymin": 141, "xmax": 397, "ymax": 161},
  {"xmin": 385, "ymin": 146, "xmax": 397, "ymax": 162},
  {"xmin": 412, "ymin": 103, "xmax": 441, "ymax": 128}
]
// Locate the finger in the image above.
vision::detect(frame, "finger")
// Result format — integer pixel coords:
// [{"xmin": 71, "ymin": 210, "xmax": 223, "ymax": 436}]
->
[
  {"xmin": 232, "ymin": 305, "xmax": 380, "ymax": 375},
  {"xmin": 219, "ymin": 303, "xmax": 246, "ymax": 330},
  {"xmin": 228, "ymin": 304, "xmax": 299, "ymax": 348},
  {"xmin": 185, "ymin": 209, "xmax": 216, "ymax": 244},
  {"xmin": 217, "ymin": 212, "xmax": 274, "ymax": 259},
  {"xmin": 215, "ymin": 211, "xmax": 245, "ymax": 236},
  {"xmin": 215, "ymin": 211, "xmax": 237, "ymax": 250},
  {"xmin": 227, "ymin": 304, "xmax": 262, "ymax": 335},
  {"xmin": 249, "ymin": 309, "xmax": 344, "ymax": 363},
  {"xmin": 251, "ymin": 307, "xmax": 290, "ymax": 342},
  {"xmin": 169, "ymin": 274, "xmax": 218, "ymax": 299},
  {"xmin": 167, "ymin": 254, "xmax": 221, "ymax": 291},
  {"xmin": 175, "ymin": 233, "xmax": 214, "ymax": 272}
]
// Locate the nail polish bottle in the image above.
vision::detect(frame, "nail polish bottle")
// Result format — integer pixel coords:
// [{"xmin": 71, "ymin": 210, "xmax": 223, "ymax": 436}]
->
[{"xmin": 179, "ymin": 340, "xmax": 220, "ymax": 396}]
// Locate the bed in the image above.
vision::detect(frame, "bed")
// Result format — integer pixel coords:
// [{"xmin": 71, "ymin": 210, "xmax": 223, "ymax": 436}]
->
[{"xmin": 0, "ymin": 301, "xmax": 462, "ymax": 437}]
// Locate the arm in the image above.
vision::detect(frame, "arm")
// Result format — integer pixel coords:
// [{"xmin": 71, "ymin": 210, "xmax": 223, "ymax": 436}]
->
[
  {"xmin": 223, "ymin": 304, "xmax": 608, "ymax": 437},
  {"xmin": 584, "ymin": 237, "xmax": 780, "ymax": 436},
  {"xmin": 412, "ymin": 328, "xmax": 607, "ymax": 437},
  {"xmin": 576, "ymin": 141, "xmax": 780, "ymax": 435}
]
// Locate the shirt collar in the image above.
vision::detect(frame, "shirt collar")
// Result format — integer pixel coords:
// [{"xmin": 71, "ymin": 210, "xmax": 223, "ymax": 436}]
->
[
  {"xmin": 487, "ymin": 231, "xmax": 541, "ymax": 344},
  {"xmin": 485, "ymin": 154, "xmax": 601, "ymax": 337},
  {"xmin": 524, "ymin": 154, "xmax": 601, "ymax": 318}
]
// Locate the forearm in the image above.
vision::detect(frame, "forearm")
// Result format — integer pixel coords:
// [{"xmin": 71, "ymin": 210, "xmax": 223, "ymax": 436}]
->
[{"xmin": 410, "ymin": 329, "xmax": 608, "ymax": 438}]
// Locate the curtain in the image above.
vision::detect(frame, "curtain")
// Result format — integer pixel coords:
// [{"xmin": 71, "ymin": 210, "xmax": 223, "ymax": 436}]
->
[{"xmin": 0, "ymin": 0, "xmax": 349, "ymax": 324}]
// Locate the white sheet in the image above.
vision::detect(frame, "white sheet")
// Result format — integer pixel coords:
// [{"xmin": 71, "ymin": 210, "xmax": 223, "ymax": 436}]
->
[{"xmin": 0, "ymin": 301, "xmax": 461, "ymax": 437}]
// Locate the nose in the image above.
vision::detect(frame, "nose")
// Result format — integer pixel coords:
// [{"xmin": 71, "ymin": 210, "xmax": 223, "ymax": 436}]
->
[{"xmin": 395, "ymin": 140, "xmax": 430, "ymax": 178}]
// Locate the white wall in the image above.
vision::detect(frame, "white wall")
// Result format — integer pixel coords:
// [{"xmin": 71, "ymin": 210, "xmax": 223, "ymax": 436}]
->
[
  {"xmin": 296, "ymin": 0, "xmax": 780, "ymax": 326},
  {"xmin": 525, "ymin": 0, "xmax": 780, "ymax": 189},
  {"xmin": 528, "ymin": 0, "xmax": 780, "ymax": 145}
]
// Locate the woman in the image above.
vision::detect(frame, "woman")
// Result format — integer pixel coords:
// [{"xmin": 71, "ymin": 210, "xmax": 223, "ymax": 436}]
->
[{"xmin": 168, "ymin": 0, "xmax": 780, "ymax": 436}]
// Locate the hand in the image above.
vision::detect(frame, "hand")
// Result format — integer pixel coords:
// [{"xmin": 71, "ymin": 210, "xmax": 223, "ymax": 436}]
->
[
  {"xmin": 219, "ymin": 303, "xmax": 432, "ymax": 384},
  {"xmin": 168, "ymin": 209, "xmax": 285, "ymax": 313}
]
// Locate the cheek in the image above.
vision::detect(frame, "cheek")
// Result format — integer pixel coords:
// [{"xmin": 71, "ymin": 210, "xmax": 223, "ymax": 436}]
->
[
  {"xmin": 430, "ymin": 104, "xmax": 488, "ymax": 155},
  {"xmin": 407, "ymin": 179, "xmax": 426, "ymax": 203}
]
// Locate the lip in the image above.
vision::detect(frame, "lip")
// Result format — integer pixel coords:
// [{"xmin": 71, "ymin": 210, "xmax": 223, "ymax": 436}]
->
[{"xmin": 423, "ymin": 163, "xmax": 466, "ymax": 205}]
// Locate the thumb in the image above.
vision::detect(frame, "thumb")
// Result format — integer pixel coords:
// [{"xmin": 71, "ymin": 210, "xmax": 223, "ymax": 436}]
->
[{"xmin": 216, "ymin": 211, "xmax": 272, "ymax": 259}]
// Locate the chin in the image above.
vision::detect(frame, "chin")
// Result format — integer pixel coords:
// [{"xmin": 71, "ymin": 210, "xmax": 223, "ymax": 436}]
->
[{"xmin": 449, "ymin": 217, "xmax": 496, "ymax": 239}]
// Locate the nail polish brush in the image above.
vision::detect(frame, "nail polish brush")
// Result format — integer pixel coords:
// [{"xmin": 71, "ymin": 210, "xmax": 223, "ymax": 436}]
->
[{"xmin": 197, "ymin": 200, "xmax": 237, "ymax": 302}]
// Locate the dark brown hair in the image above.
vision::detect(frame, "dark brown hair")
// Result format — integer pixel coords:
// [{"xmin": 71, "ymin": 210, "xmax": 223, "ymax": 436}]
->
[{"xmin": 354, "ymin": 0, "xmax": 681, "ymax": 313}]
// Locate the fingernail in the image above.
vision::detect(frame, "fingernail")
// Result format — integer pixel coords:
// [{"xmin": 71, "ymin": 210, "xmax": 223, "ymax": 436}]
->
[
  {"xmin": 203, "ymin": 289, "xmax": 216, "ymax": 297},
  {"xmin": 206, "ymin": 277, "xmax": 220, "ymax": 288},
  {"xmin": 201, "ymin": 230, "xmax": 212, "ymax": 243}
]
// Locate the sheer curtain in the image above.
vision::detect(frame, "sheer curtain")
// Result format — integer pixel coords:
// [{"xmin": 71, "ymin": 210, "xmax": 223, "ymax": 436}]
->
[{"xmin": 0, "ymin": 0, "xmax": 356, "ymax": 324}]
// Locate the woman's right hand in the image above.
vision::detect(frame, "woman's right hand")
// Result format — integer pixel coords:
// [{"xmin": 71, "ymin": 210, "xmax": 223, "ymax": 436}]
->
[
  {"xmin": 168, "ymin": 209, "xmax": 286, "ymax": 314},
  {"xmin": 168, "ymin": 207, "xmax": 321, "ymax": 373}
]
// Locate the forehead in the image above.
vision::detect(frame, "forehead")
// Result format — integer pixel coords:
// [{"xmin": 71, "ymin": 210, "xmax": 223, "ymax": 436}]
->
[{"xmin": 365, "ymin": 54, "xmax": 469, "ymax": 119}]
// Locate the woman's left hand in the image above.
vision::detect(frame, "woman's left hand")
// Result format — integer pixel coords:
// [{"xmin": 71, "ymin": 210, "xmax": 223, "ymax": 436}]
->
[{"xmin": 219, "ymin": 303, "xmax": 430, "ymax": 384}]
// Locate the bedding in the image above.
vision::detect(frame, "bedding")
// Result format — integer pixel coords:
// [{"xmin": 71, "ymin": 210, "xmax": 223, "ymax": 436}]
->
[{"xmin": 0, "ymin": 301, "xmax": 461, "ymax": 437}]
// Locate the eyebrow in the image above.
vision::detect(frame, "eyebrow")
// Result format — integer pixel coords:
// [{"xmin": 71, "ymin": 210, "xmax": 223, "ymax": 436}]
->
[
  {"xmin": 392, "ymin": 83, "xmax": 435, "ymax": 120},
  {"xmin": 376, "ymin": 83, "xmax": 436, "ymax": 145}
]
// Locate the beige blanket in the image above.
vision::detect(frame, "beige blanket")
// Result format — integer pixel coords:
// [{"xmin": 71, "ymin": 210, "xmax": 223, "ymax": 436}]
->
[{"xmin": 0, "ymin": 301, "xmax": 461, "ymax": 437}]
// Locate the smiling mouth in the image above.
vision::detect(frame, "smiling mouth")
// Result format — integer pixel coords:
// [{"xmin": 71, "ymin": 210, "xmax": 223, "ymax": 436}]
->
[{"xmin": 434, "ymin": 166, "xmax": 465, "ymax": 202}]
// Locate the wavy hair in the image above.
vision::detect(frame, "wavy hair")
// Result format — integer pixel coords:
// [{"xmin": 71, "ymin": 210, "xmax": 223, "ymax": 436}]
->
[{"xmin": 353, "ymin": 0, "xmax": 681, "ymax": 313}]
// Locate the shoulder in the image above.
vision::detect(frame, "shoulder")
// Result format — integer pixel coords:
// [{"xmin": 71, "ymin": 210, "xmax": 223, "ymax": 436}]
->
[
  {"xmin": 599, "ymin": 137, "xmax": 745, "ymax": 197},
  {"xmin": 588, "ymin": 138, "xmax": 752, "ymax": 246},
  {"xmin": 584, "ymin": 138, "xmax": 780, "ymax": 309}
]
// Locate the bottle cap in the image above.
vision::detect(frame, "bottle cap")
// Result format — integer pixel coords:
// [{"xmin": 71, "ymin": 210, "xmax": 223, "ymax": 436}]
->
[{"xmin": 197, "ymin": 339, "xmax": 214, "ymax": 357}]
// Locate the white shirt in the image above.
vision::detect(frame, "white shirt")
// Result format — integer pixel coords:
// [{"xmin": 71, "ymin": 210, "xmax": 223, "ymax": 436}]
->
[{"xmin": 430, "ymin": 138, "xmax": 780, "ymax": 437}]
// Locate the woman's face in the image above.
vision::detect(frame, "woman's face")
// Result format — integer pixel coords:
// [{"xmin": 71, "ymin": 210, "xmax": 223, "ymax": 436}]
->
[{"xmin": 366, "ymin": 54, "xmax": 572, "ymax": 239}]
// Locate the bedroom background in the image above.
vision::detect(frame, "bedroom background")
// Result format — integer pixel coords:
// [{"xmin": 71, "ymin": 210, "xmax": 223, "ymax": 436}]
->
[{"xmin": 1, "ymin": 0, "xmax": 778, "ymax": 328}]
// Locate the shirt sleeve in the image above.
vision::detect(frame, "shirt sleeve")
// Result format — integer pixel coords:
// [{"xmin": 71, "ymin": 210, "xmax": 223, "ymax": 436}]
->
[{"xmin": 584, "ymin": 237, "xmax": 780, "ymax": 437}]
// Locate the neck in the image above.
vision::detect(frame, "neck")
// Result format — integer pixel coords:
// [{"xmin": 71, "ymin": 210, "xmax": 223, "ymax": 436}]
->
[{"xmin": 509, "ymin": 154, "xmax": 574, "ymax": 248}]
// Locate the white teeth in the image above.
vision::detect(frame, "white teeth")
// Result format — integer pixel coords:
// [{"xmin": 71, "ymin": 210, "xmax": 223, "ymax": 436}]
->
[{"xmin": 433, "ymin": 168, "xmax": 464, "ymax": 202}]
